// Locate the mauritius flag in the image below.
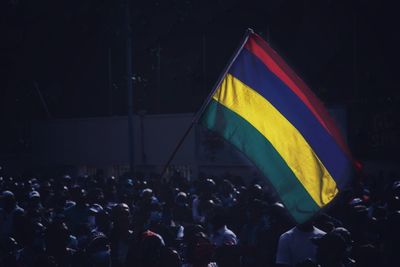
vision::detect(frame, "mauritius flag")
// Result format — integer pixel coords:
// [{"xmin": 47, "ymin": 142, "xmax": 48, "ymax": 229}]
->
[{"xmin": 199, "ymin": 29, "xmax": 353, "ymax": 223}]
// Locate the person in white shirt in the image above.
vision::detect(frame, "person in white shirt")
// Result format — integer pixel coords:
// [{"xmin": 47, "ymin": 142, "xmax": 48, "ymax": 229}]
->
[
  {"xmin": 276, "ymin": 221, "xmax": 325, "ymax": 267},
  {"xmin": 209, "ymin": 207, "xmax": 238, "ymax": 247}
]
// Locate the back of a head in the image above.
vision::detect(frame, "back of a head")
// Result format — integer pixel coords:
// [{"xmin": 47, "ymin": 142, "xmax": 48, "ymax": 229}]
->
[
  {"xmin": 249, "ymin": 184, "xmax": 263, "ymax": 200},
  {"xmin": 159, "ymin": 247, "xmax": 181, "ymax": 267},
  {"xmin": 354, "ymin": 244, "xmax": 381, "ymax": 267},
  {"xmin": 45, "ymin": 221, "xmax": 70, "ymax": 251},
  {"xmin": 70, "ymin": 185, "xmax": 86, "ymax": 204},
  {"xmin": 215, "ymin": 244, "xmax": 241, "ymax": 267},
  {"xmin": 186, "ymin": 232, "xmax": 214, "ymax": 266},
  {"xmin": 210, "ymin": 206, "xmax": 228, "ymax": 230},
  {"xmin": 314, "ymin": 232, "xmax": 347, "ymax": 266},
  {"xmin": 139, "ymin": 230, "xmax": 165, "ymax": 267},
  {"xmin": 0, "ymin": 236, "xmax": 18, "ymax": 254},
  {"xmin": 183, "ymin": 224, "xmax": 205, "ymax": 244},
  {"xmin": 202, "ymin": 179, "xmax": 216, "ymax": 195},
  {"xmin": 1, "ymin": 190, "xmax": 16, "ymax": 211},
  {"xmin": 331, "ymin": 227, "xmax": 353, "ymax": 249}
]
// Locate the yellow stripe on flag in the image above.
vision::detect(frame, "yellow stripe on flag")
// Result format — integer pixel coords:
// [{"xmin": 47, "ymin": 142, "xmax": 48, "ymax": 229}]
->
[{"xmin": 212, "ymin": 74, "xmax": 338, "ymax": 206}]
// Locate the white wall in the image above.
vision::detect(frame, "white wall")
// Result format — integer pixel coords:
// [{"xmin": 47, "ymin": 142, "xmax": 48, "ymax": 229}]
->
[
  {"xmin": 31, "ymin": 114, "xmax": 197, "ymax": 167},
  {"xmin": 31, "ymin": 107, "xmax": 348, "ymax": 176}
]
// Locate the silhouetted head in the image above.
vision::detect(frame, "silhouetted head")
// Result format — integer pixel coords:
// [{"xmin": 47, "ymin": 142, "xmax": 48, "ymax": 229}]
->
[
  {"xmin": 160, "ymin": 247, "xmax": 181, "ymax": 267},
  {"xmin": 186, "ymin": 232, "xmax": 215, "ymax": 266},
  {"xmin": 139, "ymin": 230, "xmax": 165, "ymax": 267},
  {"xmin": 201, "ymin": 178, "xmax": 216, "ymax": 197},
  {"xmin": 45, "ymin": 221, "xmax": 70, "ymax": 253},
  {"xmin": 70, "ymin": 185, "xmax": 86, "ymax": 205},
  {"xmin": 0, "ymin": 190, "xmax": 16, "ymax": 212},
  {"xmin": 313, "ymin": 232, "xmax": 346, "ymax": 266},
  {"xmin": 209, "ymin": 207, "xmax": 228, "ymax": 231},
  {"xmin": 353, "ymin": 244, "xmax": 381, "ymax": 267}
]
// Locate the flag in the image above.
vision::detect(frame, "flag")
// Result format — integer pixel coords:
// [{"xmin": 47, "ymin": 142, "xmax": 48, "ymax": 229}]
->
[{"xmin": 199, "ymin": 30, "xmax": 353, "ymax": 223}]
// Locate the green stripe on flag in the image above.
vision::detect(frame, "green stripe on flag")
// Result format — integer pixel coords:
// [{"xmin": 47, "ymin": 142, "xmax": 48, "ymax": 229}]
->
[{"xmin": 200, "ymin": 99, "xmax": 320, "ymax": 223}]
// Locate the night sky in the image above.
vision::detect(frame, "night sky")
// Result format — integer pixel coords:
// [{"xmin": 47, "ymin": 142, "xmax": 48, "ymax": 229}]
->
[{"xmin": 1, "ymin": 0, "xmax": 400, "ymax": 159}]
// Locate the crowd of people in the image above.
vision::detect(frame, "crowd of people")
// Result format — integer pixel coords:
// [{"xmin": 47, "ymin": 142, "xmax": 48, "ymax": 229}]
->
[{"xmin": 0, "ymin": 168, "xmax": 399, "ymax": 267}]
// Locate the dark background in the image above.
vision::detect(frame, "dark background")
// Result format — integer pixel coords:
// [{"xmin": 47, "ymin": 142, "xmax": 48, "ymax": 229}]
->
[{"xmin": 1, "ymin": 0, "xmax": 399, "ymax": 161}]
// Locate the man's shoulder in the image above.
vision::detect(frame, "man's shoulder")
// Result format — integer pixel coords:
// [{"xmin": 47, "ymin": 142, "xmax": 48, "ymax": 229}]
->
[
  {"xmin": 280, "ymin": 227, "xmax": 296, "ymax": 238},
  {"xmin": 224, "ymin": 227, "xmax": 237, "ymax": 238},
  {"xmin": 312, "ymin": 227, "xmax": 326, "ymax": 237}
]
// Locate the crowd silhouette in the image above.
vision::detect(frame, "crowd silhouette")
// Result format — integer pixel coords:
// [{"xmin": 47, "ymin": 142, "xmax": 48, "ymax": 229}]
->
[{"xmin": 0, "ymin": 168, "xmax": 399, "ymax": 267}]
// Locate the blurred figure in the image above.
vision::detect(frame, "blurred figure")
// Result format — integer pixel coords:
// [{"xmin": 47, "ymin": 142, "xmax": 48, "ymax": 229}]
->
[
  {"xmin": 382, "ymin": 211, "xmax": 400, "ymax": 266},
  {"xmin": 313, "ymin": 231, "xmax": 347, "ymax": 267},
  {"xmin": 240, "ymin": 200, "xmax": 271, "ymax": 267},
  {"xmin": 346, "ymin": 204, "xmax": 370, "ymax": 245},
  {"xmin": 45, "ymin": 221, "xmax": 77, "ymax": 267},
  {"xmin": 353, "ymin": 244, "xmax": 381, "ymax": 267},
  {"xmin": 26, "ymin": 191, "xmax": 43, "ymax": 212},
  {"xmin": 17, "ymin": 221, "xmax": 46, "ymax": 267},
  {"xmin": 192, "ymin": 179, "xmax": 220, "ymax": 224},
  {"xmin": 295, "ymin": 259, "xmax": 318, "ymax": 267},
  {"xmin": 219, "ymin": 179, "xmax": 236, "ymax": 207},
  {"xmin": 160, "ymin": 247, "xmax": 182, "ymax": 267},
  {"xmin": 90, "ymin": 204, "xmax": 111, "ymax": 235},
  {"xmin": 137, "ymin": 230, "xmax": 166, "ymax": 267},
  {"xmin": 173, "ymin": 191, "xmax": 192, "ymax": 224},
  {"xmin": 262, "ymin": 202, "xmax": 293, "ymax": 266},
  {"xmin": 86, "ymin": 232, "xmax": 111, "ymax": 267},
  {"xmin": 276, "ymin": 221, "xmax": 325, "ymax": 267},
  {"xmin": 0, "ymin": 190, "xmax": 25, "ymax": 241},
  {"xmin": 215, "ymin": 244, "xmax": 241, "ymax": 267},
  {"xmin": 209, "ymin": 207, "xmax": 237, "ymax": 247},
  {"xmin": 331, "ymin": 227, "xmax": 355, "ymax": 266},
  {"xmin": 63, "ymin": 186, "xmax": 90, "ymax": 235},
  {"xmin": 0, "ymin": 237, "xmax": 19, "ymax": 267},
  {"xmin": 183, "ymin": 232, "xmax": 217, "ymax": 267},
  {"xmin": 110, "ymin": 203, "xmax": 134, "ymax": 267}
]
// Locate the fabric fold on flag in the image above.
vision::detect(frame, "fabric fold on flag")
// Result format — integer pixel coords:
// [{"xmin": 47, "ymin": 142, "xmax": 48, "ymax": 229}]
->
[{"xmin": 199, "ymin": 32, "xmax": 352, "ymax": 223}]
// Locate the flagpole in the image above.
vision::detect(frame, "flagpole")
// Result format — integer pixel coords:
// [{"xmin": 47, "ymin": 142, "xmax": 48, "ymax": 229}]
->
[
  {"xmin": 193, "ymin": 28, "xmax": 254, "ymax": 123},
  {"xmin": 160, "ymin": 28, "xmax": 254, "ymax": 178},
  {"xmin": 126, "ymin": 0, "xmax": 135, "ymax": 174}
]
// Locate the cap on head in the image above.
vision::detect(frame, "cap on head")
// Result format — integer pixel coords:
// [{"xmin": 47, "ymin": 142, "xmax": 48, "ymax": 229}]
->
[
  {"xmin": 63, "ymin": 175, "xmax": 72, "ymax": 183},
  {"xmin": 204, "ymin": 179, "xmax": 216, "ymax": 191},
  {"xmin": 87, "ymin": 231, "xmax": 109, "ymax": 253},
  {"xmin": 141, "ymin": 188, "xmax": 153, "ymax": 198},
  {"xmin": 29, "ymin": 191, "xmax": 40, "ymax": 199},
  {"xmin": 175, "ymin": 192, "xmax": 188, "ymax": 204},
  {"xmin": 112, "ymin": 203, "xmax": 130, "ymax": 219},
  {"xmin": 1, "ymin": 190, "xmax": 15, "ymax": 199}
]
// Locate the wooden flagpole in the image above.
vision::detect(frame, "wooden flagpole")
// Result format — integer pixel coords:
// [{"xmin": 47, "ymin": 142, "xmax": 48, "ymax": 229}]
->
[{"xmin": 160, "ymin": 28, "xmax": 254, "ymax": 178}]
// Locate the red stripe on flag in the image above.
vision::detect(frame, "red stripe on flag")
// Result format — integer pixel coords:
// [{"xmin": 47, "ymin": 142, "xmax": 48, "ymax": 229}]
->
[{"xmin": 245, "ymin": 33, "xmax": 352, "ymax": 160}]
